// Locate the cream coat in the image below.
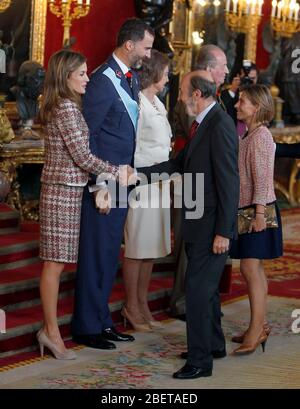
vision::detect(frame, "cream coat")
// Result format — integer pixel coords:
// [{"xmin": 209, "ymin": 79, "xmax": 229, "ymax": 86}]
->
[{"xmin": 124, "ymin": 92, "xmax": 172, "ymax": 258}]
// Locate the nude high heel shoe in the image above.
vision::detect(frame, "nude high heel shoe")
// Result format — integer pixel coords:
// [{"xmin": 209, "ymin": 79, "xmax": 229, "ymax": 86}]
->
[
  {"xmin": 140, "ymin": 313, "xmax": 163, "ymax": 329},
  {"xmin": 37, "ymin": 329, "xmax": 77, "ymax": 360},
  {"xmin": 147, "ymin": 319, "xmax": 163, "ymax": 330},
  {"xmin": 231, "ymin": 323, "xmax": 271, "ymax": 344},
  {"xmin": 233, "ymin": 329, "xmax": 269, "ymax": 356},
  {"xmin": 121, "ymin": 306, "xmax": 151, "ymax": 332}
]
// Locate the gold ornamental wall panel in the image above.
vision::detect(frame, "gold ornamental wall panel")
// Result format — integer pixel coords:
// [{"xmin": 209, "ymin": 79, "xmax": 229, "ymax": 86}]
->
[{"xmin": 30, "ymin": 0, "xmax": 47, "ymax": 66}]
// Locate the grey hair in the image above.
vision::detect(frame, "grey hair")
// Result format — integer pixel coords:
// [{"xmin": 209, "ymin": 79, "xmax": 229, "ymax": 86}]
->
[
  {"xmin": 190, "ymin": 76, "xmax": 217, "ymax": 99},
  {"xmin": 194, "ymin": 44, "xmax": 223, "ymax": 70}
]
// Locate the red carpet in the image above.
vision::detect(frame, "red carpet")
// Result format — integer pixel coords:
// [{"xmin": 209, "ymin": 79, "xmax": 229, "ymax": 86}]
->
[
  {"xmin": 0, "ymin": 204, "xmax": 19, "ymax": 235},
  {"xmin": 1, "ymin": 204, "xmax": 300, "ymax": 369},
  {"xmin": 0, "ymin": 204, "xmax": 15, "ymax": 212},
  {"xmin": 281, "ymin": 207, "xmax": 300, "ymax": 253},
  {"xmin": 0, "ymin": 205, "xmax": 175, "ymax": 366},
  {"xmin": 0, "ymin": 219, "xmax": 18, "ymax": 229}
]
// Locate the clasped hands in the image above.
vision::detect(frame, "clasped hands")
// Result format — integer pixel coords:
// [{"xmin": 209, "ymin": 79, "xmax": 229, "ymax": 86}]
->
[
  {"xmin": 94, "ymin": 165, "xmax": 138, "ymax": 215},
  {"xmin": 118, "ymin": 164, "xmax": 139, "ymax": 187}
]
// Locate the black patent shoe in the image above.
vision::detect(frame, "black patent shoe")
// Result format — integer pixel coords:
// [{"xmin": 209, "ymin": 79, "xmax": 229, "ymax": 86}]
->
[
  {"xmin": 173, "ymin": 364, "xmax": 212, "ymax": 379},
  {"xmin": 180, "ymin": 348, "xmax": 226, "ymax": 360},
  {"xmin": 72, "ymin": 334, "xmax": 116, "ymax": 350},
  {"xmin": 170, "ymin": 313, "xmax": 186, "ymax": 321},
  {"xmin": 102, "ymin": 327, "xmax": 135, "ymax": 342}
]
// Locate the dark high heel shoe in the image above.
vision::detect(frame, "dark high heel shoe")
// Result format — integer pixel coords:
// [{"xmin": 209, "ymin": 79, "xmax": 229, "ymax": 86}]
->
[
  {"xmin": 233, "ymin": 329, "xmax": 269, "ymax": 356},
  {"xmin": 231, "ymin": 323, "xmax": 271, "ymax": 344},
  {"xmin": 121, "ymin": 306, "xmax": 151, "ymax": 332}
]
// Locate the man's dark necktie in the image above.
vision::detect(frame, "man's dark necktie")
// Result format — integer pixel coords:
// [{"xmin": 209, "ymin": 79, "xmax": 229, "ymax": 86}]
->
[{"xmin": 188, "ymin": 120, "xmax": 199, "ymax": 141}]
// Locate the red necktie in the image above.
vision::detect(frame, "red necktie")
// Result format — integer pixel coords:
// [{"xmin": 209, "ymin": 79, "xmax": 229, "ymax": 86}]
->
[{"xmin": 188, "ymin": 120, "xmax": 199, "ymax": 141}]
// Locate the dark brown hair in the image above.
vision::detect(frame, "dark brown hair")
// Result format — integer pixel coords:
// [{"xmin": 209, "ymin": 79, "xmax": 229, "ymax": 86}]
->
[
  {"xmin": 241, "ymin": 84, "xmax": 274, "ymax": 124},
  {"xmin": 117, "ymin": 18, "xmax": 154, "ymax": 47},
  {"xmin": 39, "ymin": 49, "xmax": 86, "ymax": 124},
  {"xmin": 138, "ymin": 49, "xmax": 169, "ymax": 90}
]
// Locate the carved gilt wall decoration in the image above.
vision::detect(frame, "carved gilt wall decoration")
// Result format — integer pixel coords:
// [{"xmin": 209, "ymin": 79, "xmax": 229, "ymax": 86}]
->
[{"xmin": 0, "ymin": 0, "xmax": 11, "ymax": 14}]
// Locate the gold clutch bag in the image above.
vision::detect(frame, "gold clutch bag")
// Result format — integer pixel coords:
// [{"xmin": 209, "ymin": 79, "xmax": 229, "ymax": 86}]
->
[{"xmin": 238, "ymin": 204, "xmax": 278, "ymax": 235}]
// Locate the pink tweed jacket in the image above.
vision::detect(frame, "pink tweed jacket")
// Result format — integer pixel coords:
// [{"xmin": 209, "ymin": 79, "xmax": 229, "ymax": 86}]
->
[
  {"xmin": 41, "ymin": 99, "xmax": 118, "ymax": 186},
  {"xmin": 239, "ymin": 125, "xmax": 276, "ymax": 208}
]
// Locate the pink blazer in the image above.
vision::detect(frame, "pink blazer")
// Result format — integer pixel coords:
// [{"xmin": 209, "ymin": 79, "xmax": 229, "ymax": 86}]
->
[{"xmin": 238, "ymin": 125, "xmax": 276, "ymax": 208}]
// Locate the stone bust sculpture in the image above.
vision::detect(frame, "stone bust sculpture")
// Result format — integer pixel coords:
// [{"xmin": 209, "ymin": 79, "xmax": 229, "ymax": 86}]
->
[{"xmin": 10, "ymin": 60, "xmax": 45, "ymax": 138}]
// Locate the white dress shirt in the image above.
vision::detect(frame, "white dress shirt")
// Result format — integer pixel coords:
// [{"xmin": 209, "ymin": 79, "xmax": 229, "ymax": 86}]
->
[
  {"xmin": 112, "ymin": 53, "xmax": 130, "ymax": 75},
  {"xmin": 195, "ymin": 101, "xmax": 216, "ymax": 125}
]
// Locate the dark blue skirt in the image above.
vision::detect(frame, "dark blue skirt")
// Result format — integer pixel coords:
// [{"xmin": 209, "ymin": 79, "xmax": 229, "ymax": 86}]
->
[{"xmin": 230, "ymin": 202, "xmax": 283, "ymax": 260}]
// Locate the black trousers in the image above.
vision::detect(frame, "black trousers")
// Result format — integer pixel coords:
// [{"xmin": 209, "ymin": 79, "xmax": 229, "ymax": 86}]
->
[{"xmin": 185, "ymin": 241, "xmax": 228, "ymax": 368}]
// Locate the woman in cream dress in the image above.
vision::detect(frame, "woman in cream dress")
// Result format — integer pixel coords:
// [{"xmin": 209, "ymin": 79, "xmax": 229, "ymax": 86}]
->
[{"xmin": 122, "ymin": 50, "xmax": 172, "ymax": 330}]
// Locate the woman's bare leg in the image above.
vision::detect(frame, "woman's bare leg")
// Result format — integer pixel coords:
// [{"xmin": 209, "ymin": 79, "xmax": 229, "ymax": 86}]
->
[
  {"xmin": 138, "ymin": 259, "xmax": 154, "ymax": 321},
  {"xmin": 240, "ymin": 258, "xmax": 267, "ymax": 344},
  {"xmin": 40, "ymin": 261, "xmax": 66, "ymax": 352},
  {"xmin": 122, "ymin": 257, "xmax": 146, "ymax": 324}
]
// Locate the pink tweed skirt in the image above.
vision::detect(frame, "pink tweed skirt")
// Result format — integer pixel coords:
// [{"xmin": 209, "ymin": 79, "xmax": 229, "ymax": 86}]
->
[{"xmin": 39, "ymin": 183, "xmax": 84, "ymax": 263}]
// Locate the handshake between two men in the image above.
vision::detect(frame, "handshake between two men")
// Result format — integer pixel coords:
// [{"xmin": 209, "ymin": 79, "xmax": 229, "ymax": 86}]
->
[{"xmin": 94, "ymin": 164, "xmax": 138, "ymax": 215}]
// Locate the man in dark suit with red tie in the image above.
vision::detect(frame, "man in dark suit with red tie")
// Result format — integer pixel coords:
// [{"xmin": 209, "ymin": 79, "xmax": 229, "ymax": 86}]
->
[
  {"xmin": 170, "ymin": 45, "xmax": 232, "ymax": 320},
  {"xmin": 139, "ymin": 70, "xmax": 239, "ymax": 379}
]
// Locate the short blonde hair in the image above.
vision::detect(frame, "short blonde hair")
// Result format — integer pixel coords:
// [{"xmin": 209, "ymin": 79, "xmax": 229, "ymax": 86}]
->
[{"xmin": 240, "ymin": 84, "xmax": 274, "ymax": 124}]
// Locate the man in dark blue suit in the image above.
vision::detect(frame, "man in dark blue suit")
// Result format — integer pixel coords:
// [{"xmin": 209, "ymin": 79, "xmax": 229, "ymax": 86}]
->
[{"xmin": 72, "ymin": 19, "xmax": 154, "ymax": 349}]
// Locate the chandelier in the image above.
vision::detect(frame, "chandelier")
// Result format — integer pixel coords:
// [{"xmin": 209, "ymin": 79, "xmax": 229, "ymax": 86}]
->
[
  {"xmin": 271, "ymin": 0, "xmax": 300, "ymax": 37},
  {"xmin": 224, "ymin": 0, "xmax": 264, "ymax": 62},
  {"xmin": 192, "ymin": 0, "xmax": 222, "ymax": 45},
  {"xmin": 225, "ymin": 0, "xmax": 264, "ymax": 32},
  {"xmin": 48, "ymin": 0, "xmax": 91, "ymax": 46},
  {"xmin": 0, "ymin": 0, "xmax": 11, "ymax": 13},
  {"xmin": 194, "ymin": 0, "xmax": 222, "ymax": 14}
]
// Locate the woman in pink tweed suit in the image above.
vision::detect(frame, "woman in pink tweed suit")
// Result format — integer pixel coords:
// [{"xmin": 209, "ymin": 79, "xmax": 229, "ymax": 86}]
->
[
  {"xmin": 230, "ymin": 84, "xmax": 283, "ymax": 355},
  {"xmin": 37, "ymin": 50, "xmax": 121, "ymax": 360}
]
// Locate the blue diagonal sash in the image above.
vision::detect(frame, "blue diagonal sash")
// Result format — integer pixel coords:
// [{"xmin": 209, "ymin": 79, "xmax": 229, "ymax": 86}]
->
[{"xmin": 103, "ymin": 67, "xmax": 139, "ymax": 131}]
